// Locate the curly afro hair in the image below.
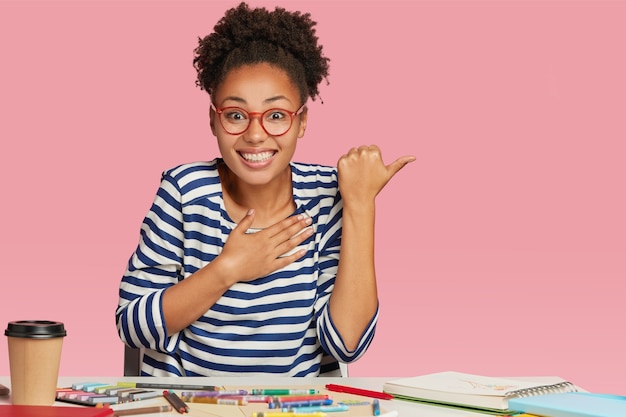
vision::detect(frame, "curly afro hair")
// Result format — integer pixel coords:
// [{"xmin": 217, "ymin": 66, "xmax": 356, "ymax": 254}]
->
[{"xmin": 193, "ymin": 2, "xmax": 330, "ymax": 103}]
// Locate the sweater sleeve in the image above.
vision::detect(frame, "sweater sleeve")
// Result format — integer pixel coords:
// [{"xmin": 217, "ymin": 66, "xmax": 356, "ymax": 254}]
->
[
  {"xmin": 313, "ymin": 192, "xmax": 378, "ymax": 363},
  {"xmin": 115, "ymin": 171, "xmax": 185, "ymax": 353}
]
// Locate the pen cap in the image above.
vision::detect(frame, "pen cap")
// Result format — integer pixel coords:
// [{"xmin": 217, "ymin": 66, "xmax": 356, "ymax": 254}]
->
[{"xmin": 5, "ymin": 320, "xmax": 67, "ymax": 405}]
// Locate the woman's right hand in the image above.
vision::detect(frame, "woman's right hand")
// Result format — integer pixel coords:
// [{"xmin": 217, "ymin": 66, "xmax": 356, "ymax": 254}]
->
[{"xmin": 213, "ymin": 209, "xmax": 314, "ymax": 285}]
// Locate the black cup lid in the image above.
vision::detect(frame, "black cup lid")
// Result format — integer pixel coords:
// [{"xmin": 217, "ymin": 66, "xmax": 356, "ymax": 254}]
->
[{"xmin": 4, "ymin": 320, "xmax": 66, "ymax": 338}]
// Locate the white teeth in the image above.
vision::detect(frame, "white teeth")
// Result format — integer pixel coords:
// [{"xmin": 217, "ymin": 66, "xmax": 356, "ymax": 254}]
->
[{"xmin": 241, "ymin": 151, "xmax": 274, "ymax": 162}]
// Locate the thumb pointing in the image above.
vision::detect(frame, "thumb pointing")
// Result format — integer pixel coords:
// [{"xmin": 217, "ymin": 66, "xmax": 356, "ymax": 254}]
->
[{"xmin": 387, "ymin": 155, "xmax": 416, "ymax": 177}]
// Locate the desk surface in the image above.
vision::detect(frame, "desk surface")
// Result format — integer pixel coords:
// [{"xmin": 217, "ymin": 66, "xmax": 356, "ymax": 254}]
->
[{"xmin": 0, "ymin": 376, "xmax": 494, "ymax": 417}]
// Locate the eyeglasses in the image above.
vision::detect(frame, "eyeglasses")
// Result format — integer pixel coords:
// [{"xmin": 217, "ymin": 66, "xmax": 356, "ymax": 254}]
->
[{"xmin": 210, "ymin": 103, "xmax": 305, "ymax": 136}]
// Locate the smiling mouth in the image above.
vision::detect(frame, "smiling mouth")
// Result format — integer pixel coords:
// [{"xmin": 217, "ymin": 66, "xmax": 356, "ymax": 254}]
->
[{"xmin": 239, "ymin": 151, "xmax": 276, "ymax": 163}]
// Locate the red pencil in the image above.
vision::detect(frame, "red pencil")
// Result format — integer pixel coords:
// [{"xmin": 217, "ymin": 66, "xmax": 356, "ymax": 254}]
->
[{"xmin": 324, "ymin": 384, "xmax": 394, "ymax": 400}]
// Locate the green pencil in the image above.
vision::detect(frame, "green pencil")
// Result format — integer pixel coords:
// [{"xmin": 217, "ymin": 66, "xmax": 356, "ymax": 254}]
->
[{"xmin": 251, "ymin": 389, "xmax": 318, "ymax": 395}]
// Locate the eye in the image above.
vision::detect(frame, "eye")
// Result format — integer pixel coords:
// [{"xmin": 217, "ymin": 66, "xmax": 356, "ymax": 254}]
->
[
  {"xmin": 223, "ymin": 109, "xmax": 248, "ymax": 122},
  {"xmin": 265, "ymin": 110, "xmax": 288, "ymax": 122}
]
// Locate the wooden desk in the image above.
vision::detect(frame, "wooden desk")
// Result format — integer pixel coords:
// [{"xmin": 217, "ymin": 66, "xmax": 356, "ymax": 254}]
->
[{"xmin": 0, "ymin": 376, "xmax": 494, "ymax": 416}]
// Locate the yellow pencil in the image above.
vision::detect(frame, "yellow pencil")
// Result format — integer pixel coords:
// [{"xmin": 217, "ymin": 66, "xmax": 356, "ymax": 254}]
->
[{"xmin": 187, "ymin": 396, "xmax": 248, "ymax": 405}]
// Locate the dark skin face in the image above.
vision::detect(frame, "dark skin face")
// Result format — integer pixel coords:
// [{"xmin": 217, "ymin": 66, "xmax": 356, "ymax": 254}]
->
[{"xmin": 210, "ymin": 62, "xmax": 308, "ymax": 227}]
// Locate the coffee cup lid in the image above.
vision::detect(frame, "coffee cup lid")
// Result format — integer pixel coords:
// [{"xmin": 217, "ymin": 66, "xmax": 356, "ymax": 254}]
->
[{"xmin": 4, "ymin": 320, "xmax": 67, "ymax": 338}]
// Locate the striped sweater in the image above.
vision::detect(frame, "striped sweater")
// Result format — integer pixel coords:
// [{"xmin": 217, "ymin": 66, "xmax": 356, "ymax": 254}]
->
[{"xmin": 116, "ymin": 159, "xmax": 377, "ymax": 376}]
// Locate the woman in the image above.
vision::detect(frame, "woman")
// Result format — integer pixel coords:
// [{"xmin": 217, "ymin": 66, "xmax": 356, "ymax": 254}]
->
[{"xmin": 116, "ymin": 2, "xmax": 415, "ymax": 376}]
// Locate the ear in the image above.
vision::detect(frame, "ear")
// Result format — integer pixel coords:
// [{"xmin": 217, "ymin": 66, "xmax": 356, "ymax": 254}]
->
[
  {"xmin": 296, "ymin": 107, "xmax": 308, "ymax": 138},
  {"xmin": 209, "ymin": 106, "xmax": 217, "ymax": 136}
]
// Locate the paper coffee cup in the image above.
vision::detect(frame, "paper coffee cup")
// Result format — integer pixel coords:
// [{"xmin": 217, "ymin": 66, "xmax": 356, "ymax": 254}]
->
[{"xmin": 5, "ymin": 320, "xmax": 67, "ymax": 405}]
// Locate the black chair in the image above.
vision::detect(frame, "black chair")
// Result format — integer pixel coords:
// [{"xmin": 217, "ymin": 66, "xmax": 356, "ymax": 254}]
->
[{"xmin": 123, "ymin": 345, "xmax": 142, "ymax": 376}]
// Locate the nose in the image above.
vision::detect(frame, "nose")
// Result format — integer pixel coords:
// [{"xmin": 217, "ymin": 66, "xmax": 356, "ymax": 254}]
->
[{"xmin": 243, "ymin": 115, "xmax": 268, "ymax": 143}]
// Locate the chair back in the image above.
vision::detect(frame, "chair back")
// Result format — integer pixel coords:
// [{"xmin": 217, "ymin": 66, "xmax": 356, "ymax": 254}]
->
[{"xmin": 123, "ymin": 345, "xmax": 142, "ymax": 376}]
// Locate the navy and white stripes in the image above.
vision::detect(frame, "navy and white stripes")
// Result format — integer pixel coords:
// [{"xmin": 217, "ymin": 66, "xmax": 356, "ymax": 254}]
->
[{"xmin": 116, "ymin": 159, "xmax": 377, "ymax": 376}]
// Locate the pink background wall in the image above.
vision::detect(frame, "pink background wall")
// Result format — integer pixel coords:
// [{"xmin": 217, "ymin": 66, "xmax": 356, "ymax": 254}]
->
[{"xmin": 1, "ymin": 1, "xmax": 624, "ymax": 393}]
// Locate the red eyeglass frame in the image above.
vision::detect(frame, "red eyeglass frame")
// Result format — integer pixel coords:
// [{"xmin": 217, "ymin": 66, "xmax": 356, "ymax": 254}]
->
[{"xmin": 210, "ymin": 103, "xmax": 306, "ymax": 136}]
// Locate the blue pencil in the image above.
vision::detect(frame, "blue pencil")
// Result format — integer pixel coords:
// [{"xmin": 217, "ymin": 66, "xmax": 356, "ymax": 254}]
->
[{"xmin": 373, "ymin": 399, "xmax": 381, "ymax": 416}]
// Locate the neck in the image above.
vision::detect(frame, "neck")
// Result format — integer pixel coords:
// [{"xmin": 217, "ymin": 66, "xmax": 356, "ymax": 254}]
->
[{"xmin": 219, "ymin": 163, "xmax": 295, "ymax": 227}]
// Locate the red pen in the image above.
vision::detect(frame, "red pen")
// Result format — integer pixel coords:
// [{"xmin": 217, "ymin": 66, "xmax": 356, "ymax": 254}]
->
[{"xmin": 325, "ymin": 384, "xmax": 394, "ymax": 400}]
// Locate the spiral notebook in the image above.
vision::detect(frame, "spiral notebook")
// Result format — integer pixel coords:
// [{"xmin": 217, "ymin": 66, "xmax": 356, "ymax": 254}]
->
[{"xmin": 383, "ymin": 371, "xmax": 578, "ymax": 413}]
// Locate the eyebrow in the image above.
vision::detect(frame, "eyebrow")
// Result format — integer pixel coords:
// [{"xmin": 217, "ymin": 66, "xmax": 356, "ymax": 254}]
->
[{"xmin": 220, "ymin": 95, "xmax": 294, "ymax": 107}]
